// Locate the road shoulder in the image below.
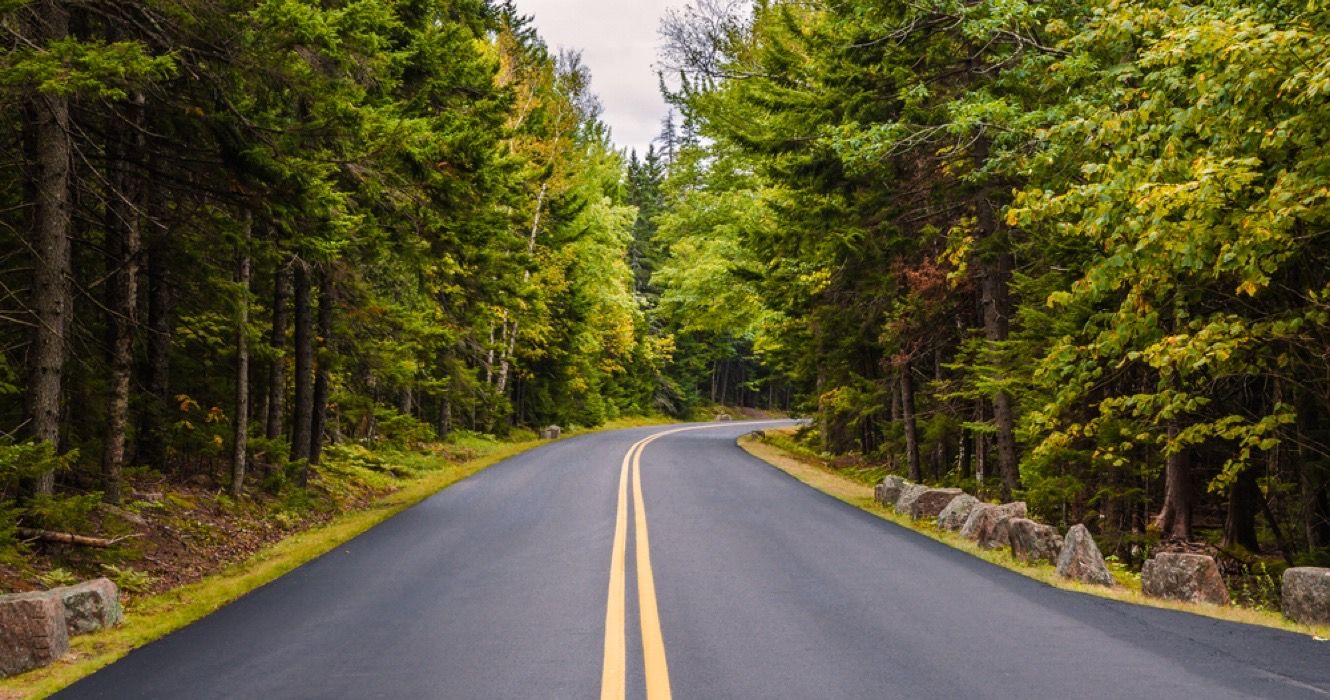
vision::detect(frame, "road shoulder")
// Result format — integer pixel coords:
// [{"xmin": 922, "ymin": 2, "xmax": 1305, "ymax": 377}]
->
[
  {"xmin": 3, "ymin": 418, "xmax": 673, "ymax": 699},
  {"xmin": 737, "ymin": 429, "xmax": 1330, "ymax": 642}
]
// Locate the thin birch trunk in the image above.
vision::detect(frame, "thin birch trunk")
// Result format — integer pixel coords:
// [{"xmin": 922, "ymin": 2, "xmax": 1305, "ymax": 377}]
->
[
  {"xmin": 230, "ymin": 215, "xmax": 252, "ymax": 498},
  {"xmin": 496, "ymin": 183, "xmax": 547, "ymax": 395},
  {"xmin": 101, "ymin": 91, "xmax": 145, "ymax": 505}
]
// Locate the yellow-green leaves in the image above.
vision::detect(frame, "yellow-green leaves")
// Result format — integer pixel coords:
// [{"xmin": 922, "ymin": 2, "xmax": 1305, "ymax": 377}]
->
[{"xmin": 2, "ymin": 37, "xmax": 175, "ymax": 99}]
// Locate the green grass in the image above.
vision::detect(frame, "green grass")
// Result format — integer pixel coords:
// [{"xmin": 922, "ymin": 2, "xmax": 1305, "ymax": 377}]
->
[
  {"xmin": 0, "ymin": 416, "xmax": 672, "ymax": 698},
  {"xmin": 738, "ymin": 431, "xmax": 1330, "ymax": 641}
]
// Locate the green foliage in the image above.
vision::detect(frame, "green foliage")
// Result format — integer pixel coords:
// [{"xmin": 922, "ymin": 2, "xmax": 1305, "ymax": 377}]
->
[
  {"xmin": 247, "ymin": 436, "xmax": 291, "ymax": 475},
  {"xmin": 37, "ymin": 567, "xmax": 78, "ymax": 588},
  {"xmin": 0, "ymin": 356, "xmax": 17, "ymax": 396},
  {"xmin": 1230, "ymin": 560, "xmax": 1283, "ymax": 613},
  {"xmin": 99, "ymin": 563, "xmax": 153, "ymax": 594},
  {"xmin": 651, "ymin": 0, "xmax": 1330, "ymax": 556},
  {"xmin": 25, "ymin": 493, "xmax": 102, "ymax": 533},
  {"xmin": 0, "ymin": 37, "xmax": 176, "ymax": 98},
  {"xmin": 0, "ymin": 442, "xmax": 77, "ymax": 488}
]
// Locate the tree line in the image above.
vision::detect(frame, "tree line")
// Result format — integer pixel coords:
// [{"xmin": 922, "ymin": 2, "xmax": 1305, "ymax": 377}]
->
[
  {"xmin": 1, "ymin": 0, "xmax": 766, "ymax": 534},
  {"xmin": 655, "ymin": 0, "xmax": 1330, "ymax": 564}
]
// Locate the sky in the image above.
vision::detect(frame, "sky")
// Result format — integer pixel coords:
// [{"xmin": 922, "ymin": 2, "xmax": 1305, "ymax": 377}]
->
[{"xmin": 512, "ymin": 0, "xmax": 681, "ymax": 158}]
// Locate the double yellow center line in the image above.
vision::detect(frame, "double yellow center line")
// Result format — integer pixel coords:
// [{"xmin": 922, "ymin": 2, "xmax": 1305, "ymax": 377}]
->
[{"xmin": 599, "ymin": 422, "xmax": 788, "ymax": 700}]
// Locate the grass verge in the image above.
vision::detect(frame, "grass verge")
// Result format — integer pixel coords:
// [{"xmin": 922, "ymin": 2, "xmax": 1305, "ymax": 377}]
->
[
  {"xmin": 738, "ymin": 429, "xmax": 1330, "ymax": 641},
  {"xmin": 2, "ymin": 416, "xmax": 671, "ymax": 699}
]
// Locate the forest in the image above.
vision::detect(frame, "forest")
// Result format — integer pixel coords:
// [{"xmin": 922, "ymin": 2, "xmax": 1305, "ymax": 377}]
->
[
  {"xmin": 1, "ymin": 0, "xmax": 1329, "ymax": 584},
  {"xmin": 0, "ymin": 0, "xmax": 754, "ymax": 564},
  {"xmin": 652, "ymin": 0, "xmax": 1330, "ymax": 568}
]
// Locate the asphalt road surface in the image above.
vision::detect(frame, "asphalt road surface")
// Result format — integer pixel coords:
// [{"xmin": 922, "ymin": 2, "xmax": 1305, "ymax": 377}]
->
[{"xmin": 59, "ymin": 421, "xmax": 1330, "ymax": 699}]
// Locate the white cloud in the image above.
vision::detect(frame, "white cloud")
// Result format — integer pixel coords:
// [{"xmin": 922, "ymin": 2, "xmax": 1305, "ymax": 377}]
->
[{"xmin": 512, "ymin": 0, "xmax": 682, "ymax": 157}]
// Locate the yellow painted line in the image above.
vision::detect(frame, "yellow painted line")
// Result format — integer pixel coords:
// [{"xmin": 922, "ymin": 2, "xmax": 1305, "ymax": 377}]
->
[
  {"xmin": 599, "ymin": 441, "xmax": 634, "ymax": 700},
  {"xmin": 632, "ymin": 436, "xmax": 672, "ymax": 700},
  {"xmin": 600, "ymin": 421, "xmax": 792, "ymax": 700}
]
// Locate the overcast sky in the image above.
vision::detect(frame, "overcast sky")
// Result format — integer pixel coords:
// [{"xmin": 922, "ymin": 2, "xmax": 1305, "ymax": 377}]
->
[{"xmin": 512, "ymin": 0, "xmax": 681, "ymax": 157}]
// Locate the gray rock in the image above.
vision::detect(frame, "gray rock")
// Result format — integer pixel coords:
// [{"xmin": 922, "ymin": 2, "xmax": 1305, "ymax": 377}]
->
[
  {"xmin": 894, "ymin": 483, "xmax": 930, "ymax": 515},
  {"xmin": 1055, "ymin": 524, "xmax": 1115, "ymax": 587},
  {"xmin": 958, "ymin": 504, "xmax": 991, "ymax": 540},
  {"xmin": 1007, "ymin": 518, "xmax": 1063, "ymax": 564},
  {"xmin": 984, "ymin": 514, "xmax": 1017, "ymax": 550},
  {"xmin": 936, "ymin": 494, "xmax": 979, "ymax": 531},
  {"xmin": 874, "ymin": 475, "xmax": 910, "ymax": 507},
  {"xmin": 1142, "ymin": 553, "xmax": 1229, "ymax": 606},
  {"xmin": 54, "ymin": 578, "xmax": 121, "ymax": 636},
  {"xmin": 0, "ymin": 590, "xmax": 68, "ymax": 677},
  {"xmin": 539, "ymin": 425, "xmax": 562, "ymax": 440},
  {"xmin": 1282, "ymin": 567, "xmax": 1330, "ymax": 625},
  {"xmin": 959, "ymin": 501, "xmax": 1027, "ymax": 543},
  {"xmin": 909, "ymin": 488, "xmax": 964, "ymax": 520},
  {"xmin": 714, "ymin": 413, "xmax": 732, "ymax": 422}
]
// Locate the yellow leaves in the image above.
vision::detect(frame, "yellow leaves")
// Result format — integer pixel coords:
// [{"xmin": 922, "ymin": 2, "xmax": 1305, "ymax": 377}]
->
[
  {"xmin": 943, "ymin": 234, "xmax": 974, "ymax": 286},
  {"xmin": 1046, "ymin": 290, "xmax": 1073, "ymax": 308},
  {"xmin": 798, "ymin": 268, "xmax": 832, "ymax": 294}
]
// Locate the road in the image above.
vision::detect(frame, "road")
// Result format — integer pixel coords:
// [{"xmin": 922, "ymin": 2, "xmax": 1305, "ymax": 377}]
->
[{"xmin": 59, "ymin": 421, "xmax": 1330, "ymax": 699}]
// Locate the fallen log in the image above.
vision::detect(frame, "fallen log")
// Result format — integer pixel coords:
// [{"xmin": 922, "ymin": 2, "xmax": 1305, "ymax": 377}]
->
[{"xmin": 16, "ymin": 528, "xmax": 134, "ymax": 548}]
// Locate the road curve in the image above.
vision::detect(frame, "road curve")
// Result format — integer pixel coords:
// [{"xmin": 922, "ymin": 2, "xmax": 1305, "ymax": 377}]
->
[{"xmin": 59, "ymin": 422, "xmax": 1330, "ymax": 699}]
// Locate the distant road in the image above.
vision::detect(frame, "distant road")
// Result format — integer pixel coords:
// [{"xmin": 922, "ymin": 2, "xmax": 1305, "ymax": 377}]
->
[{"xmin": 59, "ymin": 421, "xmax": 1330, "ymax": 699}]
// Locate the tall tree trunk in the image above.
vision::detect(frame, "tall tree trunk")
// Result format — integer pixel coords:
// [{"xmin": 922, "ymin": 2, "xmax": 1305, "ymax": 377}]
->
[
  {"xmin": 890, "ymin": 373, "xmax": 902, "ymax": 423},
  {"xmin": 438, "ymin": 398, "xmax": 451, "ymax": 441},
  {"xmin": 308, "ymin": 267, "xmax": 333, "ymax": 466},
  {"xmin": 485, "ymin": 325, "xmax": 495, "ymax": 386},
  {"xmin": 139, "ymin": 207, "xmax": 172, "ymax": 470},
  {"xmin": 22, "ymin": 1, "xmax": 73, "ymax": 495},
  {"xmin": 719, "ymin": 359, "xmax": 729, "ymax": 407},
  {"xmin": 266, "ymin": 261, "xmax": 289, "ymax": 441},
  {"xmin": 900, "ymin": 363, "xmax": 922, "ymax": 482},
  {"xmin": 1155, "ymin": 420, "xmax": 1192, "ymax": 540},
  {"xmin": 230, "ymin": 216, "xmax": 252, "ymax": 498},
  {"xmin": 981, "ymin": 251, "xmax": 1020, "ymax": 499},
  {"xmin": 495, "ymin": 316, "xmax": 517, "ymax": 396},
  {"xmin": 1154, "ymin": 308, "xmax": 1193, "ymax": 541},
  {"xmin": 958, "ymin": 428, "xmax": 972, "ymax": 480},
  {"xmin": 710, "ymin": 360, "xmax": 718, "ymax": 403},
  {"xmin": 290, "ymin": 260, "xmax": 313, "ymax": 476},
  {"xmin": 1223, "ymin": 464, "xmax": 1260, "ymax": 552},
  {"xmin": 100, "ymin": 92, "xmax": 145, "ymax": 505}
]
